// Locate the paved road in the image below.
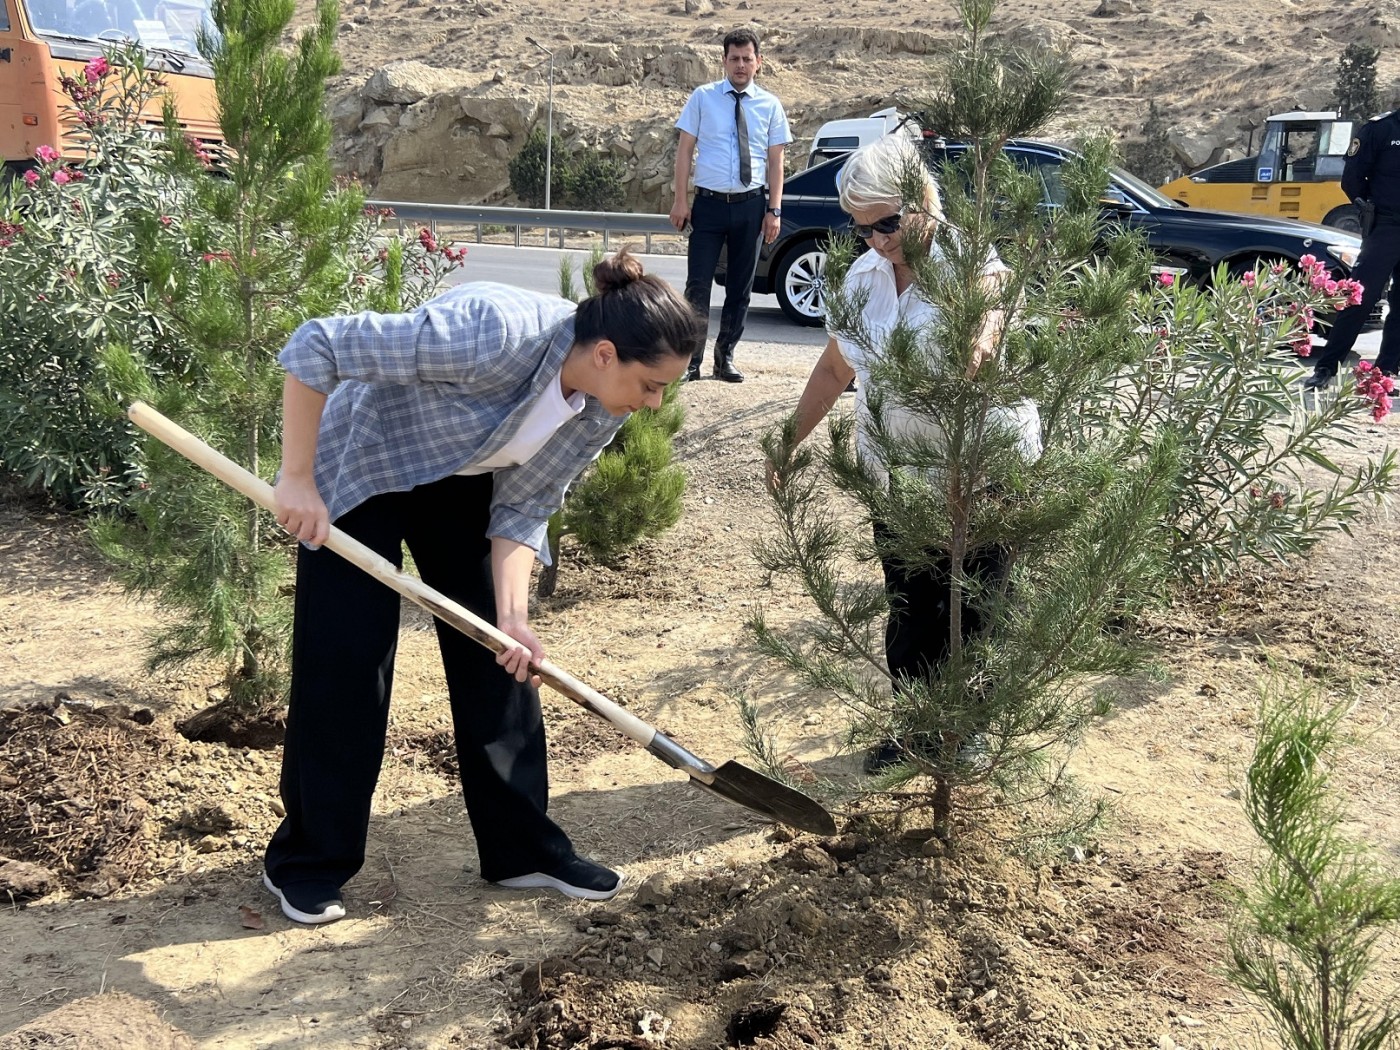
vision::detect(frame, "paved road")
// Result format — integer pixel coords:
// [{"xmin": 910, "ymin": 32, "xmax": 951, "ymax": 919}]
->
[
  {"xmin": 444, "ymin": 242, "xmax": 828, "ymax": 350},
  {"xmin": 443, "ymin": 241, "xmax": 1383, "ymax": 358}
]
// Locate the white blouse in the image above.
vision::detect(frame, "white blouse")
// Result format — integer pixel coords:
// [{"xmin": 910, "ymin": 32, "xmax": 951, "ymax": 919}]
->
[
  {"xmin": 831, "ymin": 243, "xmax": 1043, "ymax": 478},
  {"xmin": 458, "ymin": 372, "xmax": 586, "ymax": 475}
]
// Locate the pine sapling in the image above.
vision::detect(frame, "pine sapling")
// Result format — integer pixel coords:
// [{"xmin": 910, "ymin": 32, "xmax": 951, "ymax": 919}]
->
[
  {"xmin": 537, "ymin": 245, "xmax": 686, "ymax": 598},
  {"xmin": 1227, "ymin": 682, "xmax": 1400, "ymax": 1050}
]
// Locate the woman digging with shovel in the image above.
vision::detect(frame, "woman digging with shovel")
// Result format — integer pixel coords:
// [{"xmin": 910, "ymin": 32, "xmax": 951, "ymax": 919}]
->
[{"xmin": 263, "ymin": 249, "xmax": 703, "ymax": 924}]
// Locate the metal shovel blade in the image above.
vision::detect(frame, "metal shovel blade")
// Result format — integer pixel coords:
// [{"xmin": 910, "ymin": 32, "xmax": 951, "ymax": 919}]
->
[
  {"xmin": 644, "ymin": 730, "xmax": 836, "ymax": 836},
  {"xmin": 698, "ymin": 760, "xmax": 838, "ymax": 836}
]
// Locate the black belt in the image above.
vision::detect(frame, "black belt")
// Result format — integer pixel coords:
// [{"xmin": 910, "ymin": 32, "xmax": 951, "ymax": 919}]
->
[{"xmin": 695, "ymin": 186, "xmax": 764, "ymax": 203}]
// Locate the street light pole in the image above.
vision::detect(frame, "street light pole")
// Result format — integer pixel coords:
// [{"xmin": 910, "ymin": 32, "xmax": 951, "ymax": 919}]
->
[{"xmin": 526, "ymin": 36, "xmax": 554, "ymax": 211}]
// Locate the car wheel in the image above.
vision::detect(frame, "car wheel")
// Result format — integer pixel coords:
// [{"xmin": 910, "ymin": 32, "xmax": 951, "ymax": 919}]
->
[
  {"xmin": 773, "ymin": 239, "xmax": 828, "ymax": 327},
  {"xmin": 1322, "ymin": 205, "xmax": 1362, "ymax": 235}
]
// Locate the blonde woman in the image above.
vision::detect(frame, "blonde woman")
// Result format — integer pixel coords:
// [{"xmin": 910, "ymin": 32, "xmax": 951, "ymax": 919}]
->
[{"xmin": 782, "ymin": 135, "xmax": 1040, "ymax": 772}]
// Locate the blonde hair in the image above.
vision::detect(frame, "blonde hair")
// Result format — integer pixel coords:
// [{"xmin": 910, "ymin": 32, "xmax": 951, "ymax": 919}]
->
[{"xmin": 837, "ymin": 134, "xmax": 944, "ymax": 222}]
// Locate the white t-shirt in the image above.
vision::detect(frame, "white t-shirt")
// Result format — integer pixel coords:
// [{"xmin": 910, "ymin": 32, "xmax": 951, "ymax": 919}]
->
[
  {"xmin": 831, "ymin": 243, "xmax": 1042, "ymax": 478},
  {"xmin": 458, "ymin": 372, "xmax": 586, "ymax": 475}
]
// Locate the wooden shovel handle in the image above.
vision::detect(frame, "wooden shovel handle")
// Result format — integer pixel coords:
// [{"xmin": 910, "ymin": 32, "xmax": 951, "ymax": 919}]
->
[{"xmin": 126, "ymin": 401, "xmax": 661, "ymax": 750}]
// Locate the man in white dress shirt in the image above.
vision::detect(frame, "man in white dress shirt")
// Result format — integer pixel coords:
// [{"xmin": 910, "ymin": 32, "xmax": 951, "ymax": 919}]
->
[{"xmin": 669, "ymin": 27, "xmax": 792, "ymax": 383}]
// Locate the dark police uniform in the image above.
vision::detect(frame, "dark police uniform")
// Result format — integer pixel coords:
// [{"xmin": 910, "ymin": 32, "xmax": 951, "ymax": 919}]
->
[{"xmin": 1307, "ymin": 109, "xmax": 1400, "ymax": 385}]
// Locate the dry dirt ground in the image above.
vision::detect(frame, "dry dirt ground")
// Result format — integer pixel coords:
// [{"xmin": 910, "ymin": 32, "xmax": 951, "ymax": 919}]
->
[
  {"xmin": 0, "ymin": 335, "xmax": 1397, "ymax": 1049},
  {"xmin": 297, "ymin": 0, "xmax": 1400, "ymax": 178}
]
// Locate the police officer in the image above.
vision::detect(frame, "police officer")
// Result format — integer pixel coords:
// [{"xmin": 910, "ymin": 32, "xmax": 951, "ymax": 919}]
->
[{"xmin": 1303, "ymin": 109, "xmax": 1400, "ymax": 389}]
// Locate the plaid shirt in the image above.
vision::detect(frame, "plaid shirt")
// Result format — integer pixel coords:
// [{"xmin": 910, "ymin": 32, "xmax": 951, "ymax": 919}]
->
[{"xmin": 279, "ymin": 282, "xmax": 625, "ymax": 564}]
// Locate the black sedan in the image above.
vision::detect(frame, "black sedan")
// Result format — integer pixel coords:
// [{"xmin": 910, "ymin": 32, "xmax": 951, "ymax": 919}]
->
[{"xmin": 722, "ymin": 139, "xmax": 1366, "ymax": 327}]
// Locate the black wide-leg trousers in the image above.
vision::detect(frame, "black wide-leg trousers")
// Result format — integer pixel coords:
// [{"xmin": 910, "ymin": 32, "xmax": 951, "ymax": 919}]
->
[
  {"xmin": 264, "ymin": 473, "xmax": 573, "ymax": 891},
  {"xmin": 878, "ymin": 522, "xmax": 1009, "ymax": 709}
]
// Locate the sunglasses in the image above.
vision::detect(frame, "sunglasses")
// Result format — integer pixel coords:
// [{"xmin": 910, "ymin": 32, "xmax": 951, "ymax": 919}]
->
[{"xmin": 852, "ymin": 214, "xmax": 902, "ymax": 239}]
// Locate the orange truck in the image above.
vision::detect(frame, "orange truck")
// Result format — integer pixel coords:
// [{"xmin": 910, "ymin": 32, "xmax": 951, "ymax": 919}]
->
[{"xmin": 1, "ymin": 0, "xmax": 223, "ymax": 183}]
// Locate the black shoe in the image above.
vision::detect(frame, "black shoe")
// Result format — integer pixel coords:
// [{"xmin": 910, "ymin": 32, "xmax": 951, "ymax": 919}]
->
[
  {"xmin": 861, "ymin": 732, "xmax": 985, "ymax": 774},
  {"xmin": 844, "ymin": 377, "xmax": 859, "ymax": 394},
  {"xmin": 713, "ymin": 361, "xmax": 745, "ymax": 383},
  {"xmin": 683, "ymin": 364, "xmax": 701, "ymax": 382},
  {"xmin": 862, "ymin": 739, "xmax": 907, "ymax": 774},
  {"xmin": 492, "ymin": 854, "xmax": 624, "ymax": 901},
  {"xmin": 263, "ymin": 872, "xmax": 346, "ymax": 925},
  {"xmin": 1302, "ymin": 369, "xmax": 1334, "ymax": 391}
]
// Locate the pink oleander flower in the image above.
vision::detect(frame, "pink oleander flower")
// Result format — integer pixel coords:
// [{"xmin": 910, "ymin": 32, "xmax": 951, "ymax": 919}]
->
[
  {"xmin": 159, "ymin": 215, "xmax": 173, "ymax": 227},
  {"xmin": 1297, "ymin": 253, "xmax": 1318, "ymax": 270},
  {"xmin": 1157, "ymin": 272, "xmax": 1174, "ymax": 287},
  {"xmin": 52, "ymin": 169, "xmax": 71, "ymax": 185},
  {"xmin": 22, "ymin": 170, "xmax": 38, "ymax": 186},
  {"xmin": 1271, "ymin": 262, "xmax": 1287, "ymax": 274},
  {"xmin": 34, "ymin": 144, "xmax": 60, "ymax": 164},
  {"xmin": 1270, "ymin": 492, "xmax": 1287, "ymax": 509},
  {"xmin": 1335, "ymin": 278, "xmax": 1364, "ymax": 307},
  {"xmin": 1353, "ymin": 362, "xmax": 1394, "ymax": 422},
  {"xmin": 418, "ymin": 227, "xmax": 438, "ymax": 253},
  {"xmin": 1293, "ymin": 336, "xmax": 1313, "ymax": 357},
  {"xmin": 83, "ymin": 56, "xmax": 109, "ymax": 83},
  {"xmin": 104, "ymin": 272, "xmax": 121, "ymax": 289},
  {"xmin": 1240, "ymin": 271, "xmax": 1257, "ymax": 287},
  {"xmin": 201, "ymin": 250, "xmax": 234, "ymax": 263}
]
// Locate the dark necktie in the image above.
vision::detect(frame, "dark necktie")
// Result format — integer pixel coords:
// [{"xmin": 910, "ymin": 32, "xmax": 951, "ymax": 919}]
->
[{"xmin": 729, "ymin": 88, "xmax": 751, "ymax": 188}]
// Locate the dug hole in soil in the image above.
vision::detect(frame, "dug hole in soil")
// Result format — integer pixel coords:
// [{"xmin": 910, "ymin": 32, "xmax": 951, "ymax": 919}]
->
[{"xmin": 1, "ymin": 339, "xmax": 1397, "ymax": 1049}]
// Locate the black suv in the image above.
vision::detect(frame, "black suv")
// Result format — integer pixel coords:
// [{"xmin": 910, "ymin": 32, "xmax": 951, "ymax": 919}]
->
[{"xmin": 722, "ymin": 139, "xmax": 1366, "ymax": 327}]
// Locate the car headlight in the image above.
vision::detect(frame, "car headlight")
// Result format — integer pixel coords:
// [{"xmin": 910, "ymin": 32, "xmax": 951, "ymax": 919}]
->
[{"xmin": 1326, "ymin": 243, "xmax": 1360, "ymax": 269}]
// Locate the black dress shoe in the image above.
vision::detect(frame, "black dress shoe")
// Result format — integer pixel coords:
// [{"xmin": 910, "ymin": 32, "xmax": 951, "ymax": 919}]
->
[
  {"xmin": 713, "ymin": 361, "xmax": 745, "ymax": 383},
  {"xmin": 1302, "ymin": 368, "xmax": 1334, "ymax": 391},
  {"xmin": 683, "ymin": 364, "xmax": 701, "ymax": 382}
]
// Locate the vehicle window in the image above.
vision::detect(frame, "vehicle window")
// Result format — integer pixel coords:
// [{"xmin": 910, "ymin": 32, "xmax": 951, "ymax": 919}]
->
[
  {"xmin": 789, "ymin": 155, "xmax": 845, "ymax": 198},
  {"xmin": 23, "ymin": 0, "xmax": 209, "ymax": 53},
  {"xmin": 815, "ymin": 135, "xmax": 860, "ymax": 150},
  {"xmin": 0, "ymin": 0, "xmax": 10, "ymax": 31},
  {"xmin": 1006, "ymin": 148, "xmax": 1068, "ymax": 207}
]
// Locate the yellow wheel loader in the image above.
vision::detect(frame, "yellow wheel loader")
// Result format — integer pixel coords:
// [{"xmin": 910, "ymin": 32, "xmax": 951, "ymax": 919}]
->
[{"xmin": 1159, "ymin": 111, "xmax": 1362, "ymax": 233}]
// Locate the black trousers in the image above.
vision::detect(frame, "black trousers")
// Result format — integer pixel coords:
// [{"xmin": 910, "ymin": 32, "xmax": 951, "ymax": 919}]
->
[
  {"xmin": 1313, "ymin": 220, "xmax": 1400, "ymax": 376},
  {"xmin": 264, "ymin": 473, "xmax": 573, "ymax": 891},
  {"xmin": 878, "ymin": 524, "xmax": 1009, "ymax": 709},
  {"xmin": 683, "ymin": 192, "xmax": 767, "ymax": 366}
]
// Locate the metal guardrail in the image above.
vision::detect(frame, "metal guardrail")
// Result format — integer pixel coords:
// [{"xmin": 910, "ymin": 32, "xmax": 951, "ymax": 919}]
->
[{"xmin": 366, "ymin": 200, "xmax": 677, "ymax": 253}]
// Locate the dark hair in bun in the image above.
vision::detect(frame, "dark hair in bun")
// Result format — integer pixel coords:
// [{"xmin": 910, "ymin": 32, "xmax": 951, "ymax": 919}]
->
[
  {"xmin": 589, "ymin": 249, "xmax": 647, "ymax": 294},
  {"xmin": 574, "ymin": 247, "xmax": 705, "ymax": 365}
]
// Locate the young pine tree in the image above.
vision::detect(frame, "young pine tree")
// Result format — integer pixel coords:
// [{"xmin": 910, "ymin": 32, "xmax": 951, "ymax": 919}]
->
[
  {"xmin": 754, "ymin": 0, "xmax": 1178, "ymax": 834},
  {"xmin": 1227, "ymin": 682, "xmax": 1400, "ymax": 1050},
  {"xmin": 537, "ymin": 245, "xmax": 686, "ymax": 598},
  {"xmin": 95, "ymin": 0, "xmax": 462, "ymax": 730}
]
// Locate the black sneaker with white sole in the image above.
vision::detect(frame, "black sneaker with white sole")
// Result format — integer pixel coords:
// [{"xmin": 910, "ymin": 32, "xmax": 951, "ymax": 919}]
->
[
  {"xmin": 491, "ymin": 854, "xmax": 624, "ymax": 901},
  {"xmin": 263, "ymin": 872, "xmax": 346, "ymax": 925}
]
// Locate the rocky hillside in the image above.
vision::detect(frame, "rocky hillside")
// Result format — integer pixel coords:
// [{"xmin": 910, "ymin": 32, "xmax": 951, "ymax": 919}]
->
[{"xmin": 293, "ymin": 0, "xmax": 1400, "ymax": 210}]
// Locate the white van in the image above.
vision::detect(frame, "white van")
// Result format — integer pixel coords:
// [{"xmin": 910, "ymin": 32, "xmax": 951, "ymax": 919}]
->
[{"xmin": 806, "ymin": 107, "xmax": 919, "ymax": 167}]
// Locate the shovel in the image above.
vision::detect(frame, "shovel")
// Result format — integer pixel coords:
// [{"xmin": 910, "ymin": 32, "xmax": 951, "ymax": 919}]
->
[{"xmin": 127, "ymin": 401, "xmax": 837, "ymax": 837}]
